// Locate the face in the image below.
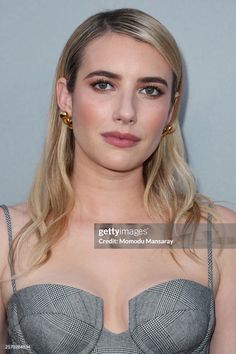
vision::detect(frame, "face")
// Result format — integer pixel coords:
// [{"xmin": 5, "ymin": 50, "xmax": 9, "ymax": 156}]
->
[{"xmin": 57, "ymin": 32, "xmax": 175, "ymax": 172}]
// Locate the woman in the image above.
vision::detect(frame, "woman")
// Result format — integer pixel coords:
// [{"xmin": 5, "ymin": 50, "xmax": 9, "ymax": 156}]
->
[{"xmin": 0, "ymin": 8, "xmax": 235, "ymax": 354}]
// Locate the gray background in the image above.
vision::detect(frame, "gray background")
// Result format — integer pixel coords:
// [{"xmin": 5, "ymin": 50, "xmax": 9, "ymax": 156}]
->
[{"xmin": 0, "ymin": 0, "xmax": 235, "ymax": 210}]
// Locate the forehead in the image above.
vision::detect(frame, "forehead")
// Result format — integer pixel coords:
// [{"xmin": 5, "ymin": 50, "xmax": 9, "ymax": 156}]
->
[{"xmin": 78, "ymin": 32, "xmax": 172, "ymax": 81}]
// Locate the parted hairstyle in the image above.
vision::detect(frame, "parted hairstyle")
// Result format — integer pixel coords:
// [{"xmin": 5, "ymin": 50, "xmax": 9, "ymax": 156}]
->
[{"xmin": 9, "ymin": 8, "xmax": 219, "ymax": 275}]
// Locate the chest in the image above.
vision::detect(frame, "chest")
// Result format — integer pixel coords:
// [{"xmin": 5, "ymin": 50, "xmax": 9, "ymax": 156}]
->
[
  {"xmin": 3, "ymin": 223, "xmax": 218, "ymax": 353},
  {"xmin": 3, "ymin": 221, "xmax": 218, "ymax": 301}
]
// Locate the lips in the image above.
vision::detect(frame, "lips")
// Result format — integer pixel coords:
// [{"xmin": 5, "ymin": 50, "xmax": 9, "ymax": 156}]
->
[
  {"xmin": 101, "ymin": 131, "xmax": 141, "ymax": 142},
  {"xmin": 101, "ymin": 131, "xmax": 141, "ymax": 148}
]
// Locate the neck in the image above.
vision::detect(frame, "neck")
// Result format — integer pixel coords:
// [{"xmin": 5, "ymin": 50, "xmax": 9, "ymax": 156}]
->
[{"xmin": 71, "ymin": 152, "xmax": 147, "ymax": 223}]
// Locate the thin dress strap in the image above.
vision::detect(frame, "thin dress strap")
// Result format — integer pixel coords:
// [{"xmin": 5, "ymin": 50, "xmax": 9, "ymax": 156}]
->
[
  {"xmin": 0, "ymin": 204, "xmax": 17, "ymax": 294},
  {"xmin": 207, "ymin": 212, "xmax": 213, "ymax": 290}
]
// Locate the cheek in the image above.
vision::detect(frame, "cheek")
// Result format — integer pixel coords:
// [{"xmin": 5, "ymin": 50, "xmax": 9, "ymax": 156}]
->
[
  {"xmin": 141, "ymin": 105, "xmax": 170, "ymax": 155},
  {"xmin": 72, "ymin": 89, "xmax": 113, "ymax": 130},
  {"xmin": 144, "ymin": 104, "xmax": 170, "ymax": 136},
  {"xmin": 72, "ymin": 94, "xmax": 95, "ymax": 129}
]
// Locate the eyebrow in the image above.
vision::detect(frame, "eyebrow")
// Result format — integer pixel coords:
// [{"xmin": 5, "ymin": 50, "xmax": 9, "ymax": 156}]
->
[{"xmin": 83, "ymin": 70, "xmax": 168, "ymax": 88}]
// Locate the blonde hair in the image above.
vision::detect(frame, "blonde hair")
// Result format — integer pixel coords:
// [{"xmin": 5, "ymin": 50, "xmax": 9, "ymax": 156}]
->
[{"xmin": 10, "ymin": 8, "xmax": 219, "ymax": 275}]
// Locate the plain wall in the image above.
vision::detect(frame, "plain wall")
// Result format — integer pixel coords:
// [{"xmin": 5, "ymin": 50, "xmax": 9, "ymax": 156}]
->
[{"xmin": 0, "ymin": 0, "xmax": 235, "ymax": 210}]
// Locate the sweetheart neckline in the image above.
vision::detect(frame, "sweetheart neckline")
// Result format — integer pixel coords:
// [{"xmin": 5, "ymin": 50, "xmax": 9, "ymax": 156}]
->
[
  {"xmin": 6, "ymin": 278, "xmax": 214, "ymax": 336},
  {"xmin": 6, "ymin": 277, "xmax": 212, "ymax": 309}
]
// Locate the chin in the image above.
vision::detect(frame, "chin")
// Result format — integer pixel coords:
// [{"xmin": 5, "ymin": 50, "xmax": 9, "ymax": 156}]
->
[
  {"xmin": 100, "ymin": 160, "xmax": 142, "ymax": 173},
  {"xmin": 96, "ymin": 149, "xmax": 145, "ymax": 171}
]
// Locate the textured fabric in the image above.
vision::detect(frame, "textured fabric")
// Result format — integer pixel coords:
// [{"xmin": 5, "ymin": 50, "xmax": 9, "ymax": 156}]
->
[{"xmin": 1, "ymin": 205, "xmax": 216, "ymax": 353}]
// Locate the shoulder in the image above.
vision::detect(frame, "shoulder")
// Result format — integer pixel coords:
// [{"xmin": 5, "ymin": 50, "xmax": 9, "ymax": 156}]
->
[
  {"xmin": 5, "ymin": 203, "xmax": 30, "ymax": 230},
  {"xmin": 0, "ymin": 202, "xmax": 30, "ymax": 238},
  {"xmin": 213, "ymin": 203, "xmax": 236, "ymax": 222},
  {"xmin": 211, "ymin": 204, "xmax": 236, "ymax": 299},
  {"xmin": 212, "ymin": 204, "xmax": 236, "ymax": 267},
  {"xmin": 212, "ymin": 203, "xmax": 236, "ymax": 267},
  {"xmin": 0, "ymin": 203, "xmax": 29, "ymax": 277},
  {"xmin": 208, "ymin": 204, "xmax": 236, "ymax": 351}
]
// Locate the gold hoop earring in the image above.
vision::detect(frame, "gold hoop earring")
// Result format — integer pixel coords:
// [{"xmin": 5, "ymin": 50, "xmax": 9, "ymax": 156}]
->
[
  {"xmin": 162, "ymin": 124, "xmax": 175, "ymax": 137},
  {"xmin": 60, "ymin": 111, "xmax": 73, "ymax": 130}
]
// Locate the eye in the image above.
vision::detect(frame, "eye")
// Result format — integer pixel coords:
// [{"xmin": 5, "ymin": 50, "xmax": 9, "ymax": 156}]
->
[
  {"xmin": 90, "ymin": 79, "xmax": 113, "ymax": 91},
  {"xmin": 140, "ymin": 86, "xmax": 163, "ymax": 97}
]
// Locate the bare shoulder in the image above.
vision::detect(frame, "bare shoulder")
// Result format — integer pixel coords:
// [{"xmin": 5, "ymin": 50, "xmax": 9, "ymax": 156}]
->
[
  {"xmin": 212, "ymin": 203, "xmax": 236, "ymax": 266},
  {"xmin": 0, "ymin": 202, "xmax": 30, "ymax": 236},
  {"xmin": 208, "ymin": 205, "xmax": 236, "ymax": 351},
  {"xmin": 0, "ymin": 203, "xmax": 30, "ymax": 277},
  {"xmin": 213, "ymin": 203, "xmax": 236, "ymax": 222},
  {"xmin": 7, "ymin": 202, "xmax": 30, "ymax": 223}
]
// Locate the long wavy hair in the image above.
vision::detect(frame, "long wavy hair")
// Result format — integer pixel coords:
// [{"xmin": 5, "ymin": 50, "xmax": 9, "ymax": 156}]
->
[{"xmin": 10, "ymin": 8, "xmax": 219, "ymax": 275}]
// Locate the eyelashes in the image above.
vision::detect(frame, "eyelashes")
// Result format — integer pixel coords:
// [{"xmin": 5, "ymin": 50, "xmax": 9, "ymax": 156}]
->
[
  {"xmin": 91, "ymin": 79, "xmax": 113, "ymax": 91},
  {"xmin": 89, "ymin": 79, "xmax": 164, "ymax": 98},
  {"xmin": 142, "ymin": 85, "xmax": 163, "ymax": 97}
]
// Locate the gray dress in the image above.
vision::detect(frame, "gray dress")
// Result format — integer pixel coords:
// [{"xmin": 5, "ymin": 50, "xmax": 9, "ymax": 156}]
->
[{"xmin": 1, "ymin": 205, "xmax": 215, "ymax": 353}]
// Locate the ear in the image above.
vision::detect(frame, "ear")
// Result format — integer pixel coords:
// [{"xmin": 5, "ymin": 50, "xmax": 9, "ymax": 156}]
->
[
  {"xmin": 167, "ymin": 92, "xmax": 180, "ymax": 124},
  {"xmin": 56, "ymin": 77, "xmax": 72, "ymax": 115}
]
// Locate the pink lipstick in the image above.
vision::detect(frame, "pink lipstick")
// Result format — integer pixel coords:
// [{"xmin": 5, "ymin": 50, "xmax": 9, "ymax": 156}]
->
[{"xmin": 101, "ymin": 131, "xmax": 141, "ymax": 148}]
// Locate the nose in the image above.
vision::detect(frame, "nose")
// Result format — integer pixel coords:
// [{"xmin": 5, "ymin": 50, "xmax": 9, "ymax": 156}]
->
[{"xmin": 112, "ymin": 92, "xmax": 137, "ymax": 125}]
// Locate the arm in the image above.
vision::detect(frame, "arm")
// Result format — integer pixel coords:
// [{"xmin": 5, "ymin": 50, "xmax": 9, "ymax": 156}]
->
[
  {"xmin": 209, "ymin": 205, "xmax": 236, "ymax": 353},
  {"xmin": 0, "ymin": 294, "xmax": 7, "ymax": 354},
  {"xmin": 0, "ymin": 208, "xmax": 9, "ymax": 354}
]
